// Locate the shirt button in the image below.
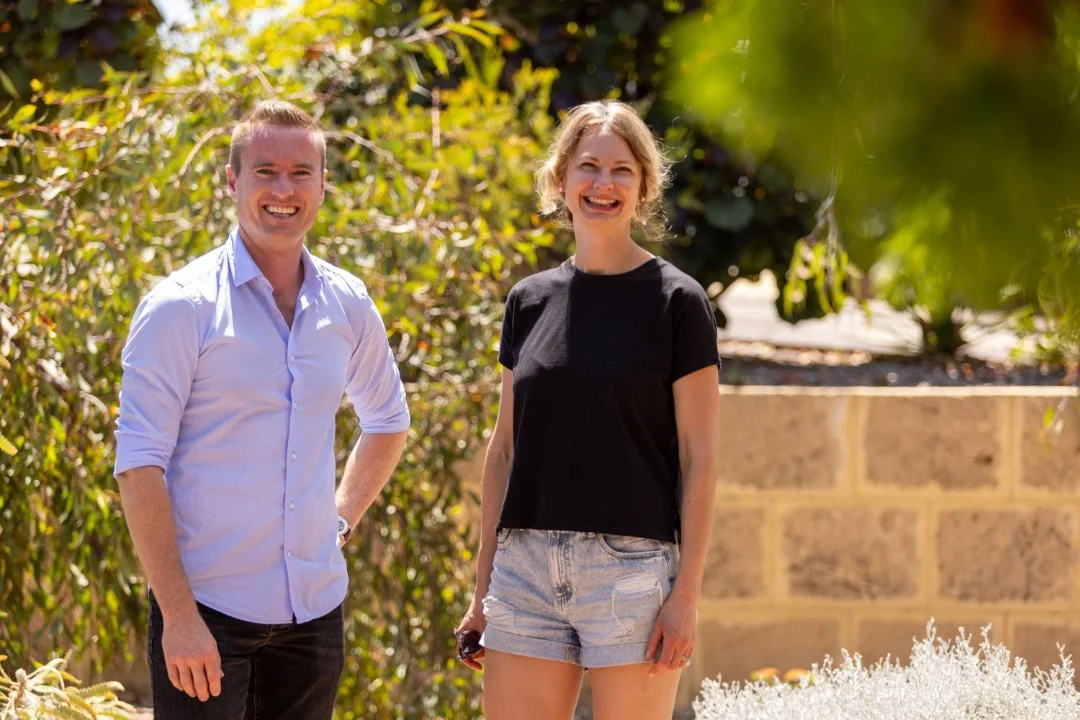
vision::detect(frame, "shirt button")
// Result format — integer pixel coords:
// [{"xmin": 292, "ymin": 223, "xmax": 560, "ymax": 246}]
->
[
  {"xmin": 293, "ymin": 402, "xmax": 299, "ymax": 409},
  {"xmin": 289, "ymin": 355, "xmax": 296, "ymax": 362},
  {"xmin": 287, "ymin": 551, "xmax": 293, "ymax": 558},
  {"xmin": 289, "ymin": 502, "xmax": 295, "ymax": 510},
  {"xmin": 291, "ymin": 451, "xmax": 297, "ymax": 460}
]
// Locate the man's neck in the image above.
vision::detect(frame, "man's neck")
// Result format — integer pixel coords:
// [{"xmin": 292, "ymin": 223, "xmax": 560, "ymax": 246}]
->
[{"xmin": 238, "ymin": 233, "xmax": 305, "ymax": 298}]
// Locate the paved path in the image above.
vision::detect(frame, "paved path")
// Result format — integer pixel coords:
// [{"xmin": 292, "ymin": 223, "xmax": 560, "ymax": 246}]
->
[{"xmin": 717, "ymin": 271, "xmax": 1021, "ymax": 362}]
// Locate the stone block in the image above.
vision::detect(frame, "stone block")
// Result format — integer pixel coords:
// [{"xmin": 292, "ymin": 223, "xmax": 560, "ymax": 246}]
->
[
  {"xmin": 700, "ymin": 617, "xmax": 842, "ymax": 684},
  {"xmin": 702, "ymin": 507, "xmax": 765, "ymax": 599},
  {"xmin": 937, "ymin": 508, "xmax": 1077, "ymax": 602},
  {"xmin": 718, "ymin": 394, "xmax": 843, "ymax": 490},
  {"xmin": 1020, "ymin": 397, "xmax": 1080, "ymax": 492},
  {"xmin": 783, "ymin": 507, "xmax": 920, "ymax": 600},
  {"xmin": 856, "ymin": 618, "xmax": 996, "ymax": 666},
  {"xmin": 1012, "ymin": 621, "xmax": 1080, "ymax": 676},
  {"xmin": 865, "ymin": 396, "xmax": 999, "ymax": 491}
]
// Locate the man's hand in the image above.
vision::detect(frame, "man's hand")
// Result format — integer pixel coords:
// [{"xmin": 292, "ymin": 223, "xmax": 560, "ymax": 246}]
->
[{"xmin": 162, "ymin": 612, "xmax": 223, "ymax": 701}]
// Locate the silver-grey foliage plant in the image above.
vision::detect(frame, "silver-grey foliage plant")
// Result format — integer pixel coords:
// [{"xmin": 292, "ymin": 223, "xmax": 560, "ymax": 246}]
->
[{"xmin": 694, "ymin": 621, "xmax": 1080, "ymax": 720}]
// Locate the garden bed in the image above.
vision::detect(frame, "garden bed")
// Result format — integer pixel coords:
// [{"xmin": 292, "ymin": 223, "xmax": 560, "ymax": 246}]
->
[{"xmin": 718, "ymin": 341, "xmax": 1073, "ymax": 387}]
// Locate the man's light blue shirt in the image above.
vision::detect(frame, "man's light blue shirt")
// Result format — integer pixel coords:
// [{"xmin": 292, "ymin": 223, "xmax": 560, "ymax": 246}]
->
[{"xmin": 115, "ymin": 230, "xmax": 410, "ymax": 624}]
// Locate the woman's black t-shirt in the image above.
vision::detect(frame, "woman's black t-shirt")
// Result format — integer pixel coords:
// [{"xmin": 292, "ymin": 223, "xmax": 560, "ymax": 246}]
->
[{"xmin": 497, "ymin": 257, "xmax": 720, "ymax": 543}]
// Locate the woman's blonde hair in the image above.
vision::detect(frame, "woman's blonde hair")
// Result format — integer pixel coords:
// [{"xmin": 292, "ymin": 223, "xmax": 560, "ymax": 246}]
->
[{"xmin": 535, "ymin": 100, "xmax": 672, "ymax": 237}]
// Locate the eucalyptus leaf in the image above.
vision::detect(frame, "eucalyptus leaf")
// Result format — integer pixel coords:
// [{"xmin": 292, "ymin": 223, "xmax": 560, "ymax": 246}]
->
[{"xmin": 53, "ymin": 2, "xmax": 94, "ymax": 30}]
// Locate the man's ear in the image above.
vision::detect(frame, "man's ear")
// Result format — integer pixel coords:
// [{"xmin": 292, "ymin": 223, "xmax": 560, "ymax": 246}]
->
[{"xmin": 226, "ymin": 165, "xmax": 237, "ymax": 197}]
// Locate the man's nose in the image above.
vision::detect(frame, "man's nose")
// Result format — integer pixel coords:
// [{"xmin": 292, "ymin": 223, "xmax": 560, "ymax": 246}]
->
[{"xmin": 270, "ymin": 173, "xmax": 294, "ymax": 195}]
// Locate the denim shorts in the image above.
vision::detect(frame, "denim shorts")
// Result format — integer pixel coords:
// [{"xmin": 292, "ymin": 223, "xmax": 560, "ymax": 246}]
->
[{"xmin": 481, "ymin": 528, "xmax": 679, "ymax": 667}]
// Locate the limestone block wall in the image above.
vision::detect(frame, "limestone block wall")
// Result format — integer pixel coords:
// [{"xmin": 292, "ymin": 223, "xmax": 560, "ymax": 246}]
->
[{"xmin": 681, "ymin": 386, "xmax": 1080, "ymax": 707}]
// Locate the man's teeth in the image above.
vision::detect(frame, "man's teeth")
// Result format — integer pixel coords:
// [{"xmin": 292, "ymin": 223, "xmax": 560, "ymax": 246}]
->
[{"xmin": 266, "ymin": 205, "xmax": 298, "ymax": 216}]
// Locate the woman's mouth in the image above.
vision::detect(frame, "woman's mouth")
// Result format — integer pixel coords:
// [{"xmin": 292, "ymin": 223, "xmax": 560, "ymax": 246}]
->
[{"xmin": 583, "ymin": 196, "xmax": 621, "ymax": 211}]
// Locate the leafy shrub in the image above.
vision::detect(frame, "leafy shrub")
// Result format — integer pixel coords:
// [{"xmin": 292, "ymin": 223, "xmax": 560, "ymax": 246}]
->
[
  {"xmin": 695, "ymin": 622, "xmax": 1080, "ymax": 720},
  {"xmin": 397, "ymin": 0, "xmax": 820, "ymax": 327},
  {"xmin": 0, "ymin": 0, "xmax": 161, "ymax": 111},
  {"xmin": 0, "ymin": 655, "xmax": 135, "ymax": 719},
  {"xmin": 0, "ymin": 3, "xmax": 557, "ymax": 718}
]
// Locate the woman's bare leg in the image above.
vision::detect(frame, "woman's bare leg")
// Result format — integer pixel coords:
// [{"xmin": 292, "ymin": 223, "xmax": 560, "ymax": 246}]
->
[
  {"xmin": 589, "ymin": 663, "xmax": 681, "ymax": 720},
  {"xmin": 483, "ymin": 649, "xmax": 585, "ymax": 720}
]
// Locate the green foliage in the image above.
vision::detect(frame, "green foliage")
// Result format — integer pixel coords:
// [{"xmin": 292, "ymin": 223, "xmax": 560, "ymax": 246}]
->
[
  {"xmin": 0, "ymin": 655, "xmax": 136, "ymax": 719},
  {"xmin": 408, "ymin": 0, "xmax": 819, "ymax": 325},
  {"xmin": 669, "ymin": 0, "xmax": 1080, "ymax": 351},
  {"xmin": 0, "ymin": 0, "xmax": 161, "ymax": 110},
  {"xmin": 0, "ymin": 2, "xmax": 556, "ymax": 717}
]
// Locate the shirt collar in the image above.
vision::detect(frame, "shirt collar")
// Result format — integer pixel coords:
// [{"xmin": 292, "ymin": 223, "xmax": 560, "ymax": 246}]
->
[
  {"xmin": 227, "ymin": 228, "xmax": 263, "ymax": 287},
  {"xmin": 226, "ymin": 228, "xmax": 324, "ymax": 291}
]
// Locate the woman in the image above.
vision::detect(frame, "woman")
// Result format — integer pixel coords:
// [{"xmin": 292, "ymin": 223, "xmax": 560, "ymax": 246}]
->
[{"xmin": 455, "ymin": 100, "xmax": 720, "ymax": 720}]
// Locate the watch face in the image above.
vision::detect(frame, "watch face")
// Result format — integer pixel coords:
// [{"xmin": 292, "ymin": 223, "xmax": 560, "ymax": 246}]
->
[{"xmin": 337, "ymin": 516, "xmax": 348, "ymax": 535}]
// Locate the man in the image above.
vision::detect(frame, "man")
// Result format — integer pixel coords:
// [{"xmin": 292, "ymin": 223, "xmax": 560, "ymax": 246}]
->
[{"xmin": 114, "ymin": 100, "xmax": 410, "ymax": 719}]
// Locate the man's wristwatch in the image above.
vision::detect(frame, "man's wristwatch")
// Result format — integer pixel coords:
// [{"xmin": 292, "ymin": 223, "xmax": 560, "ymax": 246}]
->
[{"xmin": 336, "ymin": 515, "xmax": 353, "ymax": 545}]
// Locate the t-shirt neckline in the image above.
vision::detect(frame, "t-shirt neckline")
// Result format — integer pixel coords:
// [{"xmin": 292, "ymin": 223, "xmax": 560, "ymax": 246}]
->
[{"xmin": 562, "ymin": 256, "xmax": 661, "ymax": 280}]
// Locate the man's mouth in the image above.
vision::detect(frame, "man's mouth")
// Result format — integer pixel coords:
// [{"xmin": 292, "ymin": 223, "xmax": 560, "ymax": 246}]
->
[{"xmin": 264, "ymin": 205, "xmax": 299, "ymax": 218}]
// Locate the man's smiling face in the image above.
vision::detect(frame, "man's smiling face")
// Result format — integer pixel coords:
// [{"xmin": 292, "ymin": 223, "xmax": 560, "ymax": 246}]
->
[{"xmin": 226, "ymin": 124, "xmax": 325, "ymax": 256}]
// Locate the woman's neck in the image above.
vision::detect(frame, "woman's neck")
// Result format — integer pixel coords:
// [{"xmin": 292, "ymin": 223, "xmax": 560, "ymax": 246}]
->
[{"xmin": 571, "ymin": 227, "xmax": 651, "ymax": 275}]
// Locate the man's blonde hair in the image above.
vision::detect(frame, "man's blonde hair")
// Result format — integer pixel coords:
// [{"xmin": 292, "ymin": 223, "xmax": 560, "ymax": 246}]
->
[
  {"xmin": 535, "ymin": 100, "xmax": 672, "ymax": 236},
  {"xmin": 229, "ymin": 100, "xmax": 326, "ymax": 174}
]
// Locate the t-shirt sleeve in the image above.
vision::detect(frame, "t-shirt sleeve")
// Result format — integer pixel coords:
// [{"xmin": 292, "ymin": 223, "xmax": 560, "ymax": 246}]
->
[
  {"xmin": 497, "ymin": 288, "xmax": 517, "ymax": 370},
  {"xmin": 671, "ymin": 282, "xmax": 720, "ymax": 381}
]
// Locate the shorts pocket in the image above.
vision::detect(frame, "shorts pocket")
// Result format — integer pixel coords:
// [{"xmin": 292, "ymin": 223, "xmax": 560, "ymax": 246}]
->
[
  {"xmin": 598, "ymin": 533, "xmax": 668, "ymax": 560},
  {"xmin": 496, "ymin": 527, "xmax": 517, "ymax": 550}
]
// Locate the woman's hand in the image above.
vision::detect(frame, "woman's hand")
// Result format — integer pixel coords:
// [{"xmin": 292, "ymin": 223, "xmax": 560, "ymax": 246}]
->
[
  {"xmin": 645, "ymin": 589, "xmax": 698, "ymax": 677},
  {"xmin": 453, "ymin": 601, "xmax": 487, "ymax": 672}
]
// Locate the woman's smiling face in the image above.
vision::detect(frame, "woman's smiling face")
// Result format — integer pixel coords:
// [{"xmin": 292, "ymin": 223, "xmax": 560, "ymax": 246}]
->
[{"xmin": 562, "ymin": 126, "xmax": 642, "ymax": 233}]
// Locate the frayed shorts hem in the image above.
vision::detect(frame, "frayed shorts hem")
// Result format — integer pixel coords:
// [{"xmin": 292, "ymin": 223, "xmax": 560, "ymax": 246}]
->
[{"xmin": 481, "ymin": 627, "xmax": 652, "ymax": 668}]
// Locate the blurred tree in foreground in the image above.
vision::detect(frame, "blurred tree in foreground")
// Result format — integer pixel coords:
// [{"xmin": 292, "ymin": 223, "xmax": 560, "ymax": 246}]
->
[
  {"xmin": 0, "ymin": 1, "xmax": 554, "ymax": 716},
  {"xmin": 0, "ymin": 0, "xmax": 162, "ymax": 114},
  {"xmin": 670, "ymin": 0, "xmax": 1080, "ymax": 357}
]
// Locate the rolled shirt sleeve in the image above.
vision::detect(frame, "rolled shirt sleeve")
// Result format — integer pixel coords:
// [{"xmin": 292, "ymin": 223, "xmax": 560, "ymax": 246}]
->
[
  {"xmin": 114, "ymin": 280, "xmax": 201, "ymax": 476},
  {"xmin": 344, "ymin": 294, "xmax": 410, "ymax": 434}
]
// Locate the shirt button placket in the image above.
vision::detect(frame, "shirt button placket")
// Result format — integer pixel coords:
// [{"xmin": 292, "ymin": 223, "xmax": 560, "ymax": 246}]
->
[{"xmin": 285, "ymin": 340, "xmax": 298, "ymax": 570}]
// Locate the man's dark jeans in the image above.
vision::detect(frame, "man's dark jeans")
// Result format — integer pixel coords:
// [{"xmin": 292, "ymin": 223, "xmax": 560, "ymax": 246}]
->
[{"xmin": 148, "ymin": 593, "xmax": 344, "ymax": 720}]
